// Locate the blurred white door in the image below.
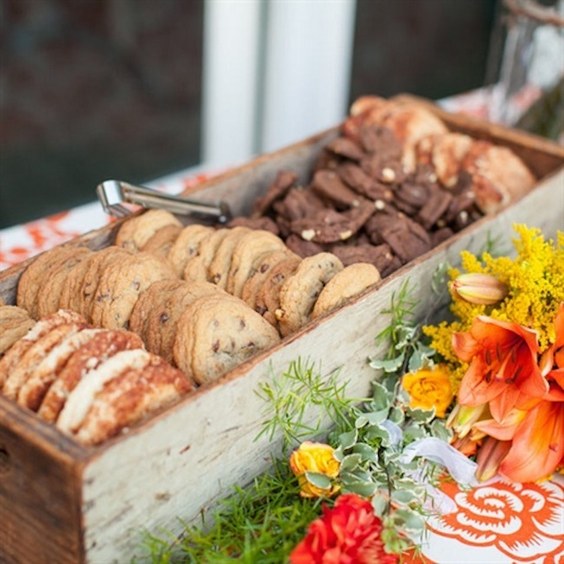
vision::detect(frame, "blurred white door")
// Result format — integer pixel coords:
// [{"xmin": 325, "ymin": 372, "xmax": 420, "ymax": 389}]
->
[{"xmin": 203, "ymin": 0, "xmax": 357, "ymax": 167}]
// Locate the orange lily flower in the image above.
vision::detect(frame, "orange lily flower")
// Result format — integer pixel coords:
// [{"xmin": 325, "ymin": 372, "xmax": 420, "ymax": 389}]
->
[
  {"xmin": 473, "ymin": 372, "xmax": 563, "ymax": 482},
  {"xmin": 453, "ymin": 316, "xmax": 548, "ymax": 421},
  {"xmin": 540, "ymin": 303, "xmax": 564, "ymax": 376},
  {"xmin": 499, "ymin": 397, "xmax": 563, "ymax": 483}
]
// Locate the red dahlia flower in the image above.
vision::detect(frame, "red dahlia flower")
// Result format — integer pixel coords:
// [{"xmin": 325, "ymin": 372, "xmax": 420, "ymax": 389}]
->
[{"xmin": 290, "ymin": 493, "xmax": 397, "ymax": 564}]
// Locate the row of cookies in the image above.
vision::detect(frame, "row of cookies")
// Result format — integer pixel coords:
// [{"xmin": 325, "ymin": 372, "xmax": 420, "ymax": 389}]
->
[
  {"xmin": 14, "ymin": 243, "xmax": 283, "ymax": 382},
  {"xmin": 0, "ymin": 308, "xmax": 193, "ymax": 445},
  {"xmin": 115, "ymin": 213, "xmax": 291, "ymax": 295},
  {"xmin": 16, "ymin": 243, "xmax": 176, "ymax": 326},
  {"xmin": 115, "ymin": 212, "xmax": 382, "ymax": 335}
]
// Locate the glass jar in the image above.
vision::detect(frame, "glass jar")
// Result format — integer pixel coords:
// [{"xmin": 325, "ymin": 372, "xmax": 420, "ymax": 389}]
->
[{"xmin": 488, "ymin": 0, "xmax": 563, "ymax": 142}]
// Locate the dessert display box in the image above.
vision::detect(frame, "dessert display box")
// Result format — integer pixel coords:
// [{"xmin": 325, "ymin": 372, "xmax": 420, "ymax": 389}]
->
[{"xmin": 0, "ymin": 98, "xmax": 563, "ymax": 563}]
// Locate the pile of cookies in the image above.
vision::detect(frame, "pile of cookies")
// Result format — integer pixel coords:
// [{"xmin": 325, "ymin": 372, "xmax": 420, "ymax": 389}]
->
[
  {"xmin": 0, "ymin": 308, "xmax": 193, "ymax": 445},
  {"xmin": 228, "ymin": 97, "xmax": 536, "ymax": 276},
  {"xmin": 115, "ymin": 213, "xmax": 382, "ymax": 338}
]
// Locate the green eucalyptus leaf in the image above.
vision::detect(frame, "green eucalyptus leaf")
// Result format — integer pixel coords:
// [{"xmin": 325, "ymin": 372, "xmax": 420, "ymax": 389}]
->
[
  {"xmin": 343, "ymin": 481, "xmax": 379, "ymax": 497},
  {"xmin": 352, "ymin": 443, "xmax": 378, "ymax": 462},
  {"xmin": 394, "ymin": 508, "xmax": 426, "ymax": 533},
  {"xmin": 340, "ymin": 471, "xmax": 358, "ymax": 486},
  {"xmin": 403, "ymin": 422, "xmax": 427, "ymax": 445},
  {"xmin": 394, "ymin": 477, "xmax": 419, "ymax": 491},
  {"xmin": 364, "ymin": 410, "xmax": 389, "ymax": 425},
  {"xmin": 366, "ymin": 424, "xmax": 391, "ymax": 445},
  {"xmin": 369, "ymin": 354, "xmax": 405, "ymax": 374},
  {"xmin": 388, "ymin": 406, "xmax": 405, "ymax": 425},
  {"xmin": 340, "ymin": 454, "xmax": 362, "ymax": 473},
  {"xmin": 371, "ymin": 494, "xmax": 389, "ymax": 517},
  {"xmin": 430, "ymin": 419, "xmax": 453, "ymax": 441},
  {"xmin": 333, "ymin": 446, "xmax": 344, "ymax": 462},
  {"xmin": 407, "ymin": 344, "xmax": 435, "ymax": 373},
  {"xmin": 304, "ymin": 472, "xmax": 332, "ymax": 489},
  {"xmin": 406, "ymin": 407, "xmax": 436, "ymax": 423},
  {"xmin": 391, "ymin": 489, "xmax": 419, "ymax": 506},
  {"xmin": 350, "ymin": 468, "xmax": 373, "ymax": 482},
  {"xmin": 371, "ymin": 381, "xmax": 392, "ymax": 409},
  {"xmin": 339, "ymin": 429, "xmax": 358, "ymax": 450}
]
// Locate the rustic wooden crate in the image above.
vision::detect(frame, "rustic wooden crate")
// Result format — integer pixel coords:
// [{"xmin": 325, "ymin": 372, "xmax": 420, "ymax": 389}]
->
[{"xmin": 0, "ymin": 101, "xmax": 563, "ymax": 563}]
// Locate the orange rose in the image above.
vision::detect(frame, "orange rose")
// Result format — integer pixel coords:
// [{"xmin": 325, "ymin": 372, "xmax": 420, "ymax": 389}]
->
[
  {"xmin": 402, "ymin": 365, "xmax": 454, "ymax": 418},
  {"xmin": 289, "ymin": 442, "xmax": 340, "ymax": 498}
]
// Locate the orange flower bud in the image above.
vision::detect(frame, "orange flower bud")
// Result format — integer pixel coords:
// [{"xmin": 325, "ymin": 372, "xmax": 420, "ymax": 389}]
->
[
  {"xmin": 447, "ymin": 403, "xmax": 488, "ymax": 438},
  {"xmin": 289, "ymin": 442, "xmax": 340, "ymax": 498},
  {"xmin": 451, "ymin": 273, "xmax": 508, "ymax": 306}
]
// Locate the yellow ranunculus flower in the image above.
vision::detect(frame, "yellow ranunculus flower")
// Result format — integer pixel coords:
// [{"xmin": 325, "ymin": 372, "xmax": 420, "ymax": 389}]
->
[
  {"xmin": 402, "ymin": 365, "xmax": 454, "ymax": 418},
  {"xmin": 289, "ymin": 441, "xmax": 340, "ymax": 498}
]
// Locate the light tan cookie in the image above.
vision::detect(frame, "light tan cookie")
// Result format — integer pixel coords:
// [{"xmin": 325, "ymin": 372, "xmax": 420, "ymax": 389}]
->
[
  {"xmin": 173, "ymin": 294, "xmax": 280, "ymax": 384},
  {"xmin": 17, "ymin": 245, "xmax": 88, "ymax": 319},
  {"xmin": 17, "ymin": 328, "xmax": 102, "ymax": 411},
  {"xmin": 167, "ymin": 224, "xmax": 214, "ymax": 277},
  {"xmin": 226, "ymin": 230, "xmax": 288, "ymax": 297},
  {"xmin": 70, "ymin": 355, "xmax": 193, "ymax": 446},
  {"xmin": 2, "ymin": 320, "xmax": 87, "ymax": 401},
  {"xmin": 92, "ymin": 252, "xmax": 176, "ymax": 330},
  {"xmin": 0, "ymin": 305, "xmax": 35, "ymax": 356},
  {"xmin": 58, "ymin": 251, "xmax": 100, "ymax": 313},
  {"xmin": 141, "ymin": 224, "xmax": 182, "ymax": 260},
  {"xmin": 78, "ymin": 247, "xmax": 132, "ymax": 322},
  {"xmin": 129, "ymin": 279, "xmax": 186, "ymax": 344},
  {"xmin": 38, "ymin": 329, "xmax": 144, "ymax": 423},
  {"xmin": 36, "ymin": 247, "xmax": 92, "ymax": 318},
  {"xmin": 0, "ymin": 310, "xmax": 85, "ymax": 390},
  {"xmin": 462, "ymin": 141, "xmax": 536, "ymax": 214},
  {"xmin": 183, "ymin": 229, "xmax": 229, "ymax": 283},
  {"xmin": 277, "ymin": 252, "xmax": 344, "ymax": 336},
  {"xmin": 255, "ymin": 256, "xmax": 301, "ymax": 329},
  {"xmin": 312, "ymin": 263, "xmax": 380, "ymax": 319},
  {"xmin": 241, "ymin": 249, "xmax": 298, "ymax": 310},
  {"xmin": 416, "ymin": 133, "xmax": 474, "ymax": 188},
  {"xmin": 115, "ymin": 209, "xmax": 182, "ymax": 251},
  {"xmin": 145, "ymin": 280, "xmax": 224, "ymax": 363},
  {"xmin": 207, "ymin": 226, "xmax": 251, "ymax": 289}
]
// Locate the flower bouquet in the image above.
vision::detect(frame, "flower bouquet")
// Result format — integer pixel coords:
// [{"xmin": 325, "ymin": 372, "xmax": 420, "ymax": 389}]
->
[{"xmin": 142, "ymin": 225, "xmax": 563, "ymax": 563}]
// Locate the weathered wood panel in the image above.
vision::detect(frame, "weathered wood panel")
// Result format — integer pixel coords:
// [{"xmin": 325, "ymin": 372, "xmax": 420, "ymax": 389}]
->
[{"xmin": 0, "ymin": 397, "xmax": 90, "ymax": 563}]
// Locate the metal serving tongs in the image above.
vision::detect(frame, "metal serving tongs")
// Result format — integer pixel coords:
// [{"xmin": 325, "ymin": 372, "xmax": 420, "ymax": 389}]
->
[{"xmin": 96, "ymin": 179, "xmax": 232, "ymax": 224}]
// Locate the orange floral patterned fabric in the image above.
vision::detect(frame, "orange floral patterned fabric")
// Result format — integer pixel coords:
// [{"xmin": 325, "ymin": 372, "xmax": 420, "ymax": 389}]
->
[{"xmin": 426, "ymin": 476, "xmax": 564, "ymax": 562}]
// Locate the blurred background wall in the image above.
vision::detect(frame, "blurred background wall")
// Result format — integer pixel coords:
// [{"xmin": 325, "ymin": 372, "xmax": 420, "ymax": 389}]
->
[{"xmin": 0, "ymin": 0, "xmax": 500, "ymax": 228}]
